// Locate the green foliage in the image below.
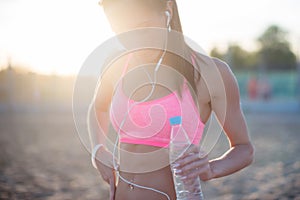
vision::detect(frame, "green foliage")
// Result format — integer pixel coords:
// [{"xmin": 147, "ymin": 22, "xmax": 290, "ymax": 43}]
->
[
  {"xmin": 210, "ymin": 45, "xmax": 258, "ymax": 71},
  {"xmin": 258, "ymin": 25, "xmax": 297, "ymax": 71},
  {"xmin": 209, "ymin": 25, "xmax": 297, "ymax": 71},
  {"xmin": 210, "ymin": 47, "xmax": 223, "ymax": 59},
  {"xmin": 226, "ymin": 45, "xmax": 258, "ymax": 71}
]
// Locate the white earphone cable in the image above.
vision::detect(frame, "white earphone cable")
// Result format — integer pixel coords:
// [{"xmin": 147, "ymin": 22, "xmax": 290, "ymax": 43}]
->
[
  {"xmin": 87, "ymin": 13, "xmax": 172, "ymax": 200},
  {"xmin": 111, "ymin": 22, "xmax": 171, "ymax": 200}
]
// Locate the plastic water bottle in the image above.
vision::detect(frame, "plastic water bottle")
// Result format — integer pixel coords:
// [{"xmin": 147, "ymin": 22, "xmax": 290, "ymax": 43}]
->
[{"xmin": 169, "ymin": 116, "xmax": 204, "ymax": 200}]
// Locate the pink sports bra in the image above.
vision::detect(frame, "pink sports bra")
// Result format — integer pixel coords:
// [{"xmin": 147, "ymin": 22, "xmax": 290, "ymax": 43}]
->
[{"xmin": 109, "ymin": 54, "xmax": 205, "ymax": 148}]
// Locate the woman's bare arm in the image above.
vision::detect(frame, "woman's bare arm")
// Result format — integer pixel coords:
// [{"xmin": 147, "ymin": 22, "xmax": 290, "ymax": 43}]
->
[
  {"xmin": 94, "ymin": 76, "xmax": 113, "ymax": 143},
  {"xmin": 207, "ymin": 59, "xmax": 254, "ymax": 180},
  {"xmin": 167, "ymin": 57, "xmax": 254, "ymax": 182},
  {"xmin": 92, "ymin": 69, "xmax": 117, "ymax": 200}
]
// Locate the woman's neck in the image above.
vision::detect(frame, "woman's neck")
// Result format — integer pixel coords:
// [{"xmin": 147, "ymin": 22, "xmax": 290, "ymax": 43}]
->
[
  {"xmin": 130, "ymin": 49, "xmax": 162, "ymax": 65},
  {"xmin": 129, "ymin": 50, "xmax": 178, "ymax": 69}
]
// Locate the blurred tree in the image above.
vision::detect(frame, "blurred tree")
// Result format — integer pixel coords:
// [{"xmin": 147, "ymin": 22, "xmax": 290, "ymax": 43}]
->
[
  {"xmin": 258, "ymin": 25, "xmax": 297, "ymax": 71},
  {"xmin": 225, "ymin": 44, "xmax": 258, "ymax": 71},
  {"xmin": 210, "ymin": 45, "xmax": 258, "ymax": 71},
  {"xmin": 210, "ymin": 47, "xmax": 224, "ymax": 59}
]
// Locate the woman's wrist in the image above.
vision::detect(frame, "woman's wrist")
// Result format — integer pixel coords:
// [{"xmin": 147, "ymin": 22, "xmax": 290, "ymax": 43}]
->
[
  {"xmin": 91, "ymin": 144, "xmax": 105, "ymax": 169},
  {"xmin": 206, "ymin": 144, "xmax": 254, "ymax": 180},
  {"xmin": 207, "ymin": 159, "xmax": 220, "ymax": 180},
  {"xmin": 198, "ymin": 160, "xmax": 218, "ymax": 181}
]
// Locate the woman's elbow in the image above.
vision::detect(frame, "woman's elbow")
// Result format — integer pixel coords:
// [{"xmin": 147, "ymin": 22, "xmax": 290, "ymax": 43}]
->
[{"xmin": 245, "ymin": 142, "xmax": 255, "ymax": 167}]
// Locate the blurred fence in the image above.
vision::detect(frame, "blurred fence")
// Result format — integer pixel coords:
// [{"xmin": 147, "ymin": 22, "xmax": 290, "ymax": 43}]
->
[
  {"xmin": 235, "ymin": 71, "xmax": 299, "ymax": 100},
  {"xmin": 235, "ymin": 70, "xmax": 300, "ymax": 113},
  {"xmin": 0, "ymin": 68, "xmax": 299, "ymax": 113}
]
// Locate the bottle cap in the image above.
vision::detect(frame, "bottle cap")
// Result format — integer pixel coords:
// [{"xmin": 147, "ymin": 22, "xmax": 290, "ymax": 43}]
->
[{"xmin": 169, "ymin": 116, "xmax": 182, "ymax": 125}]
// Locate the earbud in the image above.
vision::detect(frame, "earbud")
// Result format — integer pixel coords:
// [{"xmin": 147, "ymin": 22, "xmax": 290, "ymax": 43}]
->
[
  {"xmin": 165, "ymin": 11, "xmax": 171, "ymax": 32},
  {"xmin": 165, "ymin": 11, "xmax": 171, "ymax": 26}
]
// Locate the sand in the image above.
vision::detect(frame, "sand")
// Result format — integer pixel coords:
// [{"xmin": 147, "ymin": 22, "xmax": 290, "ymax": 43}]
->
[{"xmin": 0, "ymin": 110, "xmax": 299, "ymax": 199}]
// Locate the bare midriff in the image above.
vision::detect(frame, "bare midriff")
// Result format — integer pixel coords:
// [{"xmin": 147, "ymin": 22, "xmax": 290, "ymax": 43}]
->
[{"xmin": 115, "ymin": 143, "xmax": 176, "ymax": 200}]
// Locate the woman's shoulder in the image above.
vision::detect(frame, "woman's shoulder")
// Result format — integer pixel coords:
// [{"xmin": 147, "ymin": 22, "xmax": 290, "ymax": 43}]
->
[
  {"xmin": 190, "ymin": 47, "xmax": 235, "ymax": 81},
  {"xmin": 211, "ymin": 57, "xmax": 232, "ymax": 73},
  {"xmin": 190, "ymin": 48, "xmax": 231, "ymax": 74},
  {"xmin": 191, "ymin": 49, "xmax": 238, "ymax": 98},
  {"xmin": 211, "ymin": 57, "xmax": 239, "ymax": 90}
]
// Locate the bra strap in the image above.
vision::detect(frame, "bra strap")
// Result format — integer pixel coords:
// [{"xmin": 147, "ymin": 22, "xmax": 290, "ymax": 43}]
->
[
  {"xmin": 121, "ymin": 53, "xmax": 133, "ymax": 77},
  {"xmin": 182, "ymin": 54, "xmax": 197, "ymax": 88},
  {"xmin": 191, "ymin": 53, "xmax": 196, "ymax": 66},
  {"xmin": 121, "ymin": 53, "xmax": 196, "ymax": 89}
]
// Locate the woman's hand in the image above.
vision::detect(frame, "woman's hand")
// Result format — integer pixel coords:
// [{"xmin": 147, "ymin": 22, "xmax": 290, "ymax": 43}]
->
[
  {"xmin": 175, "ymin": 145, "xmax": 214, "ymax": 183},
  {"xmin": 94, "ymin": 147, "xmax": 118, "ymax": 200}
]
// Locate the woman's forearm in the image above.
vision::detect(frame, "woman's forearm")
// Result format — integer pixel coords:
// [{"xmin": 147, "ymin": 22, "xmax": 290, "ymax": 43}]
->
[
  {"xmin": 96, "ymin": 111, "xmax": 110, "ymax": 144},
  {"xmin": 98, "ymin": 112, "xmax": 109, "ymax": 134},
  {"xmin": 209, "ymin": 143, "xmax": 254, "ymax": 180}
]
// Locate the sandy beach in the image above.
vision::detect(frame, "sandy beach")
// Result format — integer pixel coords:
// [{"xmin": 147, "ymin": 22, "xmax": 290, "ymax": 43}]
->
[{"xmin": 0, "ymin": 110, "xmax": 299, "ymax": 199}]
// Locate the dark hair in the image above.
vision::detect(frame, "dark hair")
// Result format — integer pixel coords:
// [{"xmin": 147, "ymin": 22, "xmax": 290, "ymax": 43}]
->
[
  {"xmin": 102, "ymin": 0, "xmax": 183, "ymax": 33},
  {"xmin": 102, "ymin": 0, "xmax": 198, "ymax": 98}
]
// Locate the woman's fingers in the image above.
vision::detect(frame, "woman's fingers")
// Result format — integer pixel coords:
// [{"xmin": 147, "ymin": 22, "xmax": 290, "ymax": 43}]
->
[
  {"xmin": 177, "ymin": 150, "xmax": 207, "ymax": 168},
  {"xmin": 180, "ymin": 145, "xmax": 207, "ymax": 159},
  {"xmin": 181, "ymin": 144, "xmax": 199, "ymax": 157},
  {"xmin": 186, "ymin": 164, "xmax": 210, "ymax": 179},
  {"xmin": 109, "ymin": 177, "xmax": 116, "ymax": 200},
  {"xmin": 96, "ymin": 148, "xmax": 115, "ymax": 169},
  {"xmin": 176, "ymin": 158, "xmax": 209, "ymax": 179},
  {"xmin": 179, "ymin": 155, "xmax": 209, "ymax": 173},
  {"xmin": 178, "ymin": 153, "xmax": 198, "ymax": 166},
  {"xmin": 93, "ymin": 148, "xmax": 117, "ymax": 199},
  {"xmin": 172, "ymin": 146, "xmax": 213, "ymax": 181},
  {"xmin": 96, "ymin": 159, "xmax": 116, "ymax": 182},
  {"xmin": 98, "ymin": 165, "xmax": 116, "ymax": 199}
]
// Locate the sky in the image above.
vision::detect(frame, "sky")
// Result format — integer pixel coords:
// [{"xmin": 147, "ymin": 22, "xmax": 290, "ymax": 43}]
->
[{"xmin": 0, "ymin": 0, "xmax": 299, "ymax": 75}]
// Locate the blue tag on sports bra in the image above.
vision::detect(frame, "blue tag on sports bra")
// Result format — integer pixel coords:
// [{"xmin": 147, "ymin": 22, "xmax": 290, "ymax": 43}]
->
[{"xmin": 169, "ymin": 116, "xmax": 182, "ymax": 125}]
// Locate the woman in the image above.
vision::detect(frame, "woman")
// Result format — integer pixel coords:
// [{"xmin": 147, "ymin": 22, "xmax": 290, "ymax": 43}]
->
[{"xmin": 91, "ymin": 0, "xmax": 254, "ymax": 199}]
